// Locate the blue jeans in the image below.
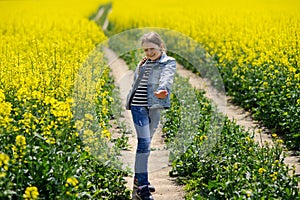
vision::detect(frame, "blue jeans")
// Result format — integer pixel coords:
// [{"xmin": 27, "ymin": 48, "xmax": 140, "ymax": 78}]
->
[{"xmin": 131, "ymin": 106, "xmax": 162, "ymax": 186}]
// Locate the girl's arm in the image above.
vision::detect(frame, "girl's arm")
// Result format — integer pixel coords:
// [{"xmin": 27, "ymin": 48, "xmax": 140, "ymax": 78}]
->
[{"xmin": 156, "ymin": 60, "xmax": 176, "ymax": 97}]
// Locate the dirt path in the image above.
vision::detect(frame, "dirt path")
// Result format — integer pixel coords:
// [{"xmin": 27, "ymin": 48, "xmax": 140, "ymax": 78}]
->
[
  {"xmin": 105, "ymin": 47, "xmax": 185, "ymax": 200},
  {"xmin": 93, "ymin": 7, "xmax": 104, "ymax": 22}
]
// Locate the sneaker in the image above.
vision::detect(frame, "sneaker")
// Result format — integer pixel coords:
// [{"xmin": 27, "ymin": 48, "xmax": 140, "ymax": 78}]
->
[
  {"xmin": 136, "ymin": 185, "xmax": 154, "ymax": 200},
  {"xmin": 134, "ymin": 179, "xmax": 155, "ymax": 193}
]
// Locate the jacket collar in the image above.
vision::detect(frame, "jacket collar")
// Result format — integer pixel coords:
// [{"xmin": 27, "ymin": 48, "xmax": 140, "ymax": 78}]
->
[
  {"xmin": 147, "ymin": 52, "xmax": 173, "ymax": 64},
  {"xmin": 155, "ymin": 52, "xmax": 174, "ymax": 64},
  {"xmin": 156, "ymin": 52, "xmax": 167, "ymax": 63}
]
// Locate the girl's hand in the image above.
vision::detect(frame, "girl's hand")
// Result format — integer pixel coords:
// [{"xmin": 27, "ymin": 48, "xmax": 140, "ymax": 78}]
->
[
  {"xmin": 139, "ymin": 56, "xmax": 148, "ymax": 66},
  {"xmin": 154, "ymin": 90, "xmax": 168, "ymax": 99}
]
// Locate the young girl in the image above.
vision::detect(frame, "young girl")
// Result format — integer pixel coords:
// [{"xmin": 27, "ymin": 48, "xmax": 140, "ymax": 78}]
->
[{"xmin": 126, "ymin": 31, "xmax": 176, "ymax": 200}]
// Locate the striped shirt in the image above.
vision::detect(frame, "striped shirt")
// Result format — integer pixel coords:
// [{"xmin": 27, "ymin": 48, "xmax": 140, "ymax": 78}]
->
[{"xmin": 131, "ymin": 63, "xmax": 153, "ymax": 107}]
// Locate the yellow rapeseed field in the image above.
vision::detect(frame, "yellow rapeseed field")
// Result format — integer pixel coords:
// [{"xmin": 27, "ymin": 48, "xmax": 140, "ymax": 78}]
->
[
  {"xmin": 0, "ymin": 1, "xmax": 131, "ymax": 199},
  {"xmin": 108, "ymin": 0, "xmax": 300, "ymax": 148},
  {"xmin": 0, "ymin": 0, "xmax": 299, "ymax": 198}
]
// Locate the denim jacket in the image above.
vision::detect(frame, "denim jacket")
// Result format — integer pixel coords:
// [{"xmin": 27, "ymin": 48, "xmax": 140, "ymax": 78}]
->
[{"xmin": 125, "ymin": 52, "xmax": 176, "ymax": 110}]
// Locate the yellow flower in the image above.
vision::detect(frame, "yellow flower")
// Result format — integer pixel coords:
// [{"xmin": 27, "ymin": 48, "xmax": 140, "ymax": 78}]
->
[
  {"xmin": 23, "ymin": 186, "xmax": 39, "ymax": 200},
  {"xmin": 0, "ymin": 153, "xmax": 9, "ymax": 166},
  {"xmin": 84, "ymin": 114, "xmax": 94, "ymax": 121},
  {"xmin": 258, "ymin": 167, "xmax": 266, "ymax": 174},
  {"xmin": 66, "ymin": 177, "xmax": 79, "ymax": 187},
  {"xmin": 45, "ymin": 137, "xmax": 56, "ymax": 145},
  {"xmin": 101, "ymin": 129, "xmax": 111, "ymax": 139},
  {"xmin": 234, "ymin": 163, "xmax": 238, "ymax": 170},
  {"xmin": 199, "ymin": 135, "xmax": 208, "ymax": 141},
  {"xmin": 102, "ymin": 106, "xmax": 108, "ymax": 116},
  {"xmin": 16, "ymin": 135, "xmax": 26, "ymax": 147},
  {"xmin": 270, "ymin": 171, "xmax": 278, "ymax": 181},
  {"xmin": 66, "ymin": 97, "xmax": 74, "ymax": 104},
  {"xmin": 0, "ymin": 172, "xmax": 6, "ymax": 178},
  {"xmin": 83, "ymin": 129, "xmax": 93, "ymax": 136},
  {"xmin": 270, "ymin": 172, "xmax": 278, "ymax": 180},
  {"xmin": 276, "ymin": 139, "xmax": 284, "ymax": 145},
  {"xmin": 245, "ymin": 190, "xmax": 252, "ymax": 197},
  {"xmin": 262, "ymin": 82, "xmax": 268, "ymax": 87},
  {"xmin": 0, "ymin": 153, "xmax": 10, "ymax": 171},
  {"xmin": 75, "ymin": 120, "xmax": 84, "ymax": 129},
  {"xmin": 245, "ymin": 136, "xmax": 252, "ymax": 142},
  {"xmin": 232, "ymin": 66, "xmax": 238, "ymax": 72},
  {"xmin": 84, "ymin": 146, "xmax": 91, "ymax": 154},
  {"xmin": 0, "ymin": 102, "xmax": 12, "ymax": 120},
  {"xmin": 0, "ymin": 89, "xmax": 5, "ymax": 102}
]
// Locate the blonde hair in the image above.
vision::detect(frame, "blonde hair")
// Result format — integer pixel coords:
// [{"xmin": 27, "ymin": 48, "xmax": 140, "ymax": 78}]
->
[{"xmin": 141, "ymin": 32, "xmax": 166, "ymax": 52}]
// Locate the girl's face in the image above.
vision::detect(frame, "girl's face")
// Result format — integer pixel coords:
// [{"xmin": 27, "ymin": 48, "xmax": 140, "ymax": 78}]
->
[{"xmin": 142, "ymin": 42, "xmax": 162, "ymax": 61}]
